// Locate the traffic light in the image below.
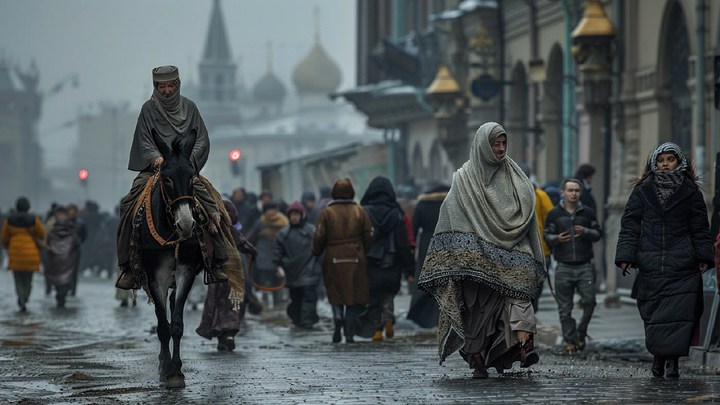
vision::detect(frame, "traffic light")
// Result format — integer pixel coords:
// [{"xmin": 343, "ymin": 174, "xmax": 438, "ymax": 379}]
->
[
  {"xmin": 229, "ymin": 150, "xmax": 242, "ymax": 176},
  {"xmin": 78, "ymin": 169, "xmax": 88, "ymax": 186}
]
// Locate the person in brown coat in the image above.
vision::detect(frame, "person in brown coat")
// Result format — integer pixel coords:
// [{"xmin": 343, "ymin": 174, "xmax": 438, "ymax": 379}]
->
[
  {"xmin": 1, "ymin": 197, "xmax": 45, "ymax": 312},
  {"xmin": 312, "ymin": 179, "xmax": 374, "ymax": 343}
]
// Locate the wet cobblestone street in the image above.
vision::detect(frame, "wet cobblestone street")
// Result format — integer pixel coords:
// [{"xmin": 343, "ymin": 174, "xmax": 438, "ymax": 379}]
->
[{"xmin": 1, "ymin": 273, "xmax": 720, "ymax": 404}]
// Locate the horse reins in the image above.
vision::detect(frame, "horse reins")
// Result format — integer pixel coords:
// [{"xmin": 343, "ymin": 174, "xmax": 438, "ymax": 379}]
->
[{"xmin": 145, "ymin": 170, "xmax": 196, "ymax": 248}]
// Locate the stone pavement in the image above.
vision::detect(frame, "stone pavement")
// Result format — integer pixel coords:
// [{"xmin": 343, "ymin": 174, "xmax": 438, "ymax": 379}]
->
[{"xmin": 1, "ymin": 272, "xmax": 720, "ymax": 404}]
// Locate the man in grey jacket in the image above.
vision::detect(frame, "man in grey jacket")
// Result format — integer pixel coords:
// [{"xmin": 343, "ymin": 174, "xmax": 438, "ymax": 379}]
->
[
  {"xmin": 273, "ymin": 200, "xmax": 322, "ymax": 329},
  {"xmin": 544, "ymin": 179, "xmax": 602, "ymax": 353}
]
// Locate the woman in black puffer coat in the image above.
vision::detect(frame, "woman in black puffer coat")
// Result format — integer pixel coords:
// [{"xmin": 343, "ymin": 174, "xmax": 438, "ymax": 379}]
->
[{"xmin": 615, "ymin": 142, "xmax": 715, "ymax": 379}]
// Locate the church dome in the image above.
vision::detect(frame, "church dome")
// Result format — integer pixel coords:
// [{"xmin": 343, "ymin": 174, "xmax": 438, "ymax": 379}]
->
[
  {"xmin": 292, "ymin": 42, "xmax": 342, "ymax": 94},
  {"xmin": 252, "ymin": 72, "xmax": 286, "ymax": 103}
]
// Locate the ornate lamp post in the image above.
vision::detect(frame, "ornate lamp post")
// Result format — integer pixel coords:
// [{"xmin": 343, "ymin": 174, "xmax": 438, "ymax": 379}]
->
[
  {"xmin": 571, "ymin": 0, "xmax": 619, "ymax": 306},
  {"xmin": 426, "ymin": 64, "xmax": 468, "ymax": 170}
]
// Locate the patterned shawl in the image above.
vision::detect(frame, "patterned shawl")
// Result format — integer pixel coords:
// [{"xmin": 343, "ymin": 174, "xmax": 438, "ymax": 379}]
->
[
  {"xmin": 417, "ymin": 122, "xmax": 545, "ymax": 364},
  {"xmin": 650, "ymin": 142, "xmax": 687, "ymax": 207}
]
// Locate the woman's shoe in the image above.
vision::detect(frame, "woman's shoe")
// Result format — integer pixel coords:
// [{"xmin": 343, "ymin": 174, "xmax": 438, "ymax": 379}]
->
[
  {"xmin": 651, "ymin": 356, "xmax": 665, "ymax": 377},
  {"xmin": 372, "ymin": 330, "xmax": 383, "ymax": 341},
  {"xmin": 665, "ymin": 357, "xmax": 679, "ymax": 378},
  {"xmin": 332, "ymin": 320, "xmax": 342, "ymax": 343},
  {"xmin": 472, "ymin": 354, "xmax": 489, "ymax": 379},
  {"xmin": 520, "ymin": 335, "xmax": 539, "ymax": 368}
]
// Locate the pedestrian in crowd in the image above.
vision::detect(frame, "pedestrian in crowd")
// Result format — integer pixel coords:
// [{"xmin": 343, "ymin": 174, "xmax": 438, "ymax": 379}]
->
[
  {"xmin": 616, "ymin": 142, "xmax": 714, "ymax": 378},
  {"xmin": 521, "ymin": 165, "xmax": 555, "ymax": 312},
  {"xmin": 231, "ymin": 188, "xmax": 247, "ymax": 228},
  {"xmin": 541, "ymin": 180, "xmax": 562, "ymax": 206},
  {"xmin": 418, "ymin": 122, "xmax": 545, "ymax": 379},
  {"xmin": 115, "ymin": 65, "xmax": 238, "ymax": 291},
  {"xmin": 78, "ymin": 201, "xmax": 103, "ymax": 276},
  {"xmin": 260, "ymin": 190, "xmax": 273, "ymax": 206},
  {"xmin": 273, "ymin": 200, "xmax": 322, "ymax": 329},
  {"xmin": 544, "ymin": 179, "xmax": 602, "ymax": 353},
  {"xmin": 407, "ymin": 184, "xmax": 449, "ymax": 328},
  {"xmin": 248, "ymin": 201, "xmax": 289, "ymax": 307},
  {"xmin": 243, "ymin": 192, "xmax": 262, "ymax": 231},
  {"xmin": 307, "ymin": 186, "xmax": 332, "ymax": 300},
  {"xmin": 66, "ymin": 203, "xmax": 87, "ymax": 296},
  {"xmin": 573, "ymin": 164, "xmax": 597, "ymax": 215},
  {"xmin": 359, "ymin": 176, "xmax": 415, "ymax": 341},
  {"xmin": 300, "ymin": 191, "xmax": 316, "ymax": 213},
  {"xmin": 42, "ymin": 205, "xmax": 58, "ymax": 296},
  {"xmin": 45, "ymin": 206, "xmax": 82, "ymax": 308},
  {"xmin": 307, "ymin": 186, "xmax": 332, "ymax": 226},
  {"xmin": 312, "ymin": 179, "xmax": 374, "ymax": 343},
  {"xmin": 197, "ymin": 201, "xmax": 259, "ymax": 351},
  {"xmin": 1, "ymin": 197, "xmax": 45, "ymax": 312}
]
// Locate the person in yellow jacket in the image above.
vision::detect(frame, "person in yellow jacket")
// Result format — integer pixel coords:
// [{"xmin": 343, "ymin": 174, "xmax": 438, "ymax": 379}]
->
[
  {"xmin": 1, "ymin": 197, "xmax": 45, "ymax": 311},
  {"xmin": 520, "ymin": 164, "xmax": 556, "ymax": 311}
]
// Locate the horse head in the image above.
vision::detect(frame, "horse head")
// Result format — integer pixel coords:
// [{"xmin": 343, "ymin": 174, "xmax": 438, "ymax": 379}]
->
[{"xmin": 151, "ymin": 128, "xmax": 197, "ymax": 239}]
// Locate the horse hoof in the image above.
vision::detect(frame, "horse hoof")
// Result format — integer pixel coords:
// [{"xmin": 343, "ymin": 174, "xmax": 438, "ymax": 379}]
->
[{"xmin": 165, "ymin": 375, "xmax": 185, "ymax": 389}]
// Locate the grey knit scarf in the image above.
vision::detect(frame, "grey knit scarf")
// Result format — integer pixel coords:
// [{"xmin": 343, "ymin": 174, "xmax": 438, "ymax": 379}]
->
[{"xmin": 151, "ymin": 78, "xmax": 190, "ymax": 134}]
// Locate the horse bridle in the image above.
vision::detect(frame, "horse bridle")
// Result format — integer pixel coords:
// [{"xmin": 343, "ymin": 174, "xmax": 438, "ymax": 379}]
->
[
  {"xmin": 158, "ymin": 171, "xmax": 195, "ymax": 211},
  {"xmin": 156, "ymin": 170, "xmax": 197, "ymax": 242}
]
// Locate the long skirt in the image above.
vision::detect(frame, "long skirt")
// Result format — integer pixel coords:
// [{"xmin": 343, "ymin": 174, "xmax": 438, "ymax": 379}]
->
[
  {"xmin": 460, "ymin": 281, "xmax": 536, "ymax": 372},
  {"xmin": 196, "ymin": 281, "xmax": 244, "ymax": 339}
]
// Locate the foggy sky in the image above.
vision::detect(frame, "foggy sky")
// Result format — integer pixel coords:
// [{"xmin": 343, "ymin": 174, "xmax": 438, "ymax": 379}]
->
[{"xmin": 0, "ymin": 0, "xmax": 357, "ymax": 167}]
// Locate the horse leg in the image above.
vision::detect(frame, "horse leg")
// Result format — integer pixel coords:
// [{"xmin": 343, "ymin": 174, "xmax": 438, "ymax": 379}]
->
[
  {"xmin": 147, "ymin": 258, "xmax": 174, "ymax": 382},
  {"xmin": 165, "ymin": 263, "xmax": 195, "ymax": 389}
]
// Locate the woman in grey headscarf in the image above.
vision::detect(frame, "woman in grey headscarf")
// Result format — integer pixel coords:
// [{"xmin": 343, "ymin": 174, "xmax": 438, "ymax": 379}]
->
[
  {"xmin": 418, "ymin": 122, "xmax": 545, "ymax": 379},
  {"xmin": 616, "ymin": 142, "xmax": 714, "ymax": 378}
]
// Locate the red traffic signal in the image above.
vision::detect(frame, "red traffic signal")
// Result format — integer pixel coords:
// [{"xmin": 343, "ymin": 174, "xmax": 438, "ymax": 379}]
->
[
  {"xmin": 229, "ymin": 150, "xmax": 241, "ymax": 161},
  {"xmin": 78, "ymin": 169, "xmax": 89, "ymax": 180}
]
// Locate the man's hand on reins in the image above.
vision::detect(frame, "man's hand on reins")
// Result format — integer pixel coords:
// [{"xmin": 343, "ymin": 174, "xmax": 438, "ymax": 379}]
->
[{"xmin": 152, "ymin": 157, "xmax": 164, "ymax": 170}]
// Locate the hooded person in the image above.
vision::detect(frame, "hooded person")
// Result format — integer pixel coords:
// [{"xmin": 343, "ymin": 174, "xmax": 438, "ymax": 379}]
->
[
  {"xmin": 312, "ymin": 179, "xmax": 374, "ymax": 343},
  {"xmin": 358, "ymin": 176, "xmax": 415, "ymax": 340},
  {"xmin": 616, "ymin": 142, "xmax": 714, "ymax": 378},
  {"xmin": 45, "ymin": 206, "xmax": 82, "ymax": 308},
  {"xmin": 1, "ymin": 196, "xmax": 45, "ymax": 311},
  {"xmin": 115, "ymin": 65, "xmax": 241, "ymax": 298},
  {"xmin": 247, "ymin": 201, "xmax": 289, "ymax": 305},
  {"xmin": 418, "ymin": 122, "xmax": 546, "ymax": 379},
  {"xmin": 272, "ymin": 200, "xmax": 322, "ymax": 328}
]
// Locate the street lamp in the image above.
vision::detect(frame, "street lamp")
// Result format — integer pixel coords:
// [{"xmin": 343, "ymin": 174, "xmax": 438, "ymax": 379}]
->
[{"xmin": 426, "ymin": 64, "xmax": 468, "ymax": 170}]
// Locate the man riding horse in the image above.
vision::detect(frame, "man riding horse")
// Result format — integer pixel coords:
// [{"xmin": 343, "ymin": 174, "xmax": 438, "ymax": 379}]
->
[{"xmin": 116, "ymin": 65, "xmax": 230, "ymax": 290}]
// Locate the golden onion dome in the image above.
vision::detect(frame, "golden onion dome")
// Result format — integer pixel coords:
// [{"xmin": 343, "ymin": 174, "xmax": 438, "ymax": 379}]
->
[{"xmin": 292, "ymin": 7, "xmax": 342, "ymax": 94}]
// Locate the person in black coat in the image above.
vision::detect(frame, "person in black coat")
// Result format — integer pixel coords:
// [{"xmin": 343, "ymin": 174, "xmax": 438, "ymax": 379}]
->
[
  {"xmin": 615, "ymin": 142, "xmax": 715, "ymax": 379},
  {"xmin": 360, "ymin": 176, "xmax": 415, "ymax": 340},
  {"xmin": 407, "ymin": 184, "xmax": 449, "ymax": 328}
]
